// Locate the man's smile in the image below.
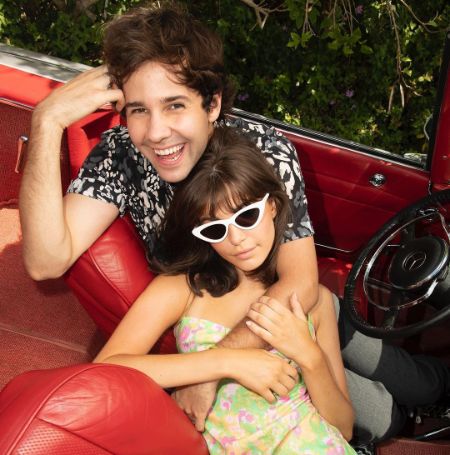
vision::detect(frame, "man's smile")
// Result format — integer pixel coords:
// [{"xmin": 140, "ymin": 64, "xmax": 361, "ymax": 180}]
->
[
  {"xmin": 154, "ymin": 144, "xmax": 184, "ymax": 156},
  {"xmin": 153, "ymin": 144, "xmax": 185, "ymax": 163}
]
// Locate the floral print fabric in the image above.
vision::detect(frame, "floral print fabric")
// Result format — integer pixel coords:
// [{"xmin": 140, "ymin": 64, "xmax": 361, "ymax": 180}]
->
[{"xmin": 174, "ymin": 316, "xmax": 356, "ymax": 454}]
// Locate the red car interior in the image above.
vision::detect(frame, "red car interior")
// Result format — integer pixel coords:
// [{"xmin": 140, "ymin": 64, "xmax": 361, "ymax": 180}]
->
[{"xmin": 1, "ymin": 54, "xmax": 449, "ymax": 454}]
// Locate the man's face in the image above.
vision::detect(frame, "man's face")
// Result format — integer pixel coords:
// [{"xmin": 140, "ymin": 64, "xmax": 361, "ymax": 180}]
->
[{"xmin": 123, "ymin": 61, "xmax": 221, "ymax": 183}]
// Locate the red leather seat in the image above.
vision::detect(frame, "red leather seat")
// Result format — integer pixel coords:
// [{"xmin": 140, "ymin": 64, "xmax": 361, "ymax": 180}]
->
[{"xmin": 0, "ymin": 363, "xmax": 208, "ymax": 454}]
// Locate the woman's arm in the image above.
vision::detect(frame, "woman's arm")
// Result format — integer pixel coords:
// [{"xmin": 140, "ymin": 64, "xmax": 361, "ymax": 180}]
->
[
  {"xmin": 94, "ymin": 274, "xmax": 297, "ymax": 392},
  {"xmin": 301, "ymin": 286, "xmax": 354, "ymax": 440},
  {"xmin": 94, "ymin": 274, "xmax": 226, "ymax": 387},
  {"xmin": 246, "ymin": 286, "xmax": 354, "ymax": 441},
  {"xmin": 99, "ymin": 347, "xmax": 297, "ymax": 394}
]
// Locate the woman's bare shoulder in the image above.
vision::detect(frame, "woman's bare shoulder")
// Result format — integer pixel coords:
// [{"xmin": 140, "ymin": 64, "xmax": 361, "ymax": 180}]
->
[
  {"xmin": 148, "ymin": 273, "xmax": 191, "ymax": 295},
  {"xmin": 133, "ymin": 273, "xmax": 193, "ymax": 322},
  {"xmin": 308, "ymin": 287, "xmax": 337, "ymax": 331}
]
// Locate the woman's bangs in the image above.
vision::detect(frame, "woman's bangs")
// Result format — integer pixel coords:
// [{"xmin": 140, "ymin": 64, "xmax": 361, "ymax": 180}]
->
[{"xmin": 204, "ymin": 183, "xmax": 257, "ymax": 219}]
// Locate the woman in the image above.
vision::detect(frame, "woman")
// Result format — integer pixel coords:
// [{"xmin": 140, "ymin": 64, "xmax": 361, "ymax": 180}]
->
[{"xmin": 94, "ymin": 127, "xmax": 355, "ymax": 454}]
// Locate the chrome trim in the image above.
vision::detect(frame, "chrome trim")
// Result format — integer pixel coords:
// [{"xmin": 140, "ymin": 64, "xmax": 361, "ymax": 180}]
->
[
  {"xmin": 0, "ymin": 97, "xmax": 34, "ymax": 111},
  {"xmin": 232, "ymin": 108, "xmax": 428, "ymax": 170},
  {"xmin": 314, "ymin": 242, "xmax": 353, "ymax": 254},
  {"xmin": 0, "ymin": 44, "xmax": 90, "ymax": 83},
  {"xmin": 369, "ymin": 173, "xmax": 387, "ymax": 187},
  {"xmin": 368, "ymin": 278, "xmax": 441, "ymax": 311}
]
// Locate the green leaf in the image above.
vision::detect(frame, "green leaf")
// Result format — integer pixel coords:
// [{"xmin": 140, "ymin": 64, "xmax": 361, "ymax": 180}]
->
[{"xmin": 360, "ymin": 44, "xmax": 373, "ymax": 54}]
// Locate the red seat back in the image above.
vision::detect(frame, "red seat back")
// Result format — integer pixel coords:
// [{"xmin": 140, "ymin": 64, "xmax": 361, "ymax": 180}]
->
[{"xmin": 0, "ymin": 363, "xmax": 208, "ymax": 454}]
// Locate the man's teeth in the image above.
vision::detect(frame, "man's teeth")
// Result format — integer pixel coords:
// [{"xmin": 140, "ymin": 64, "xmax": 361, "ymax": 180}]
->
[{"xmin": 154, "ymin": 145, "xmax": 183, "ymax": 156}]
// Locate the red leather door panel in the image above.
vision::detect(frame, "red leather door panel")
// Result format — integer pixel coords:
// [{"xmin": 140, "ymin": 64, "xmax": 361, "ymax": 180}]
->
[{"xmin": 285, "ymin": 131, "xmax": 430, "ymax": 259}]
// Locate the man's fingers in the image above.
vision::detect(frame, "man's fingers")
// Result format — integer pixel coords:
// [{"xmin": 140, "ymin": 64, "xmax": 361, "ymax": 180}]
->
[
  {"xmin": 185, "ymin": 409, "xmax": 207, "ymax": 432},
  {"xmin": 112, "ymin": 84, "xmax": 126, "ymax": 113},
  {"xmin": 194, "ymin": 412, "xmax": 207, "ymax": 432},
  {"xmin": 284, "ymin": 363, "xmax": 299, "ymax": 386}
]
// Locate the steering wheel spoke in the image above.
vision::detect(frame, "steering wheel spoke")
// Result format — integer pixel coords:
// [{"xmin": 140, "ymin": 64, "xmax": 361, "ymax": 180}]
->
[
  {"xmin": 381, "ymin": 307, "xmax": 399, "ymax": 330},
  {"xmin": 401, "ymin": 223, "xmax": 417, "ymax": 243},
  {"xmin": 365, "ymin": 276, "xmax": 394, "ymax": 293}
]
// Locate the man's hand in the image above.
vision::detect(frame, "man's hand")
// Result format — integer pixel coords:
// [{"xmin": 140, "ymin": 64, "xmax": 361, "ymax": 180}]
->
[
  {"xmin": 172, "ymin": 381, "xmax": 218, "ymax": 432},
  {"xmin": 33, "ymin": 65, "xmax": 124, "ymax": 131}
]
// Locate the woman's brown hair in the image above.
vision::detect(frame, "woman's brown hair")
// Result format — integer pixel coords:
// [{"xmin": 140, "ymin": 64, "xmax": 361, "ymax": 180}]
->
[
  {"xmin": 150, "ymin": 126, "xmax": 291, "ymax": 297},
  {"xmin": 103, "ymin": 2, "xmax": 235, "ymax": 118}
]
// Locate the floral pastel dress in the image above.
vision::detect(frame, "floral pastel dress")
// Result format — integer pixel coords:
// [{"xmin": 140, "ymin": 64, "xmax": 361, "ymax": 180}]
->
[{"xmin": 174, "ymin": 316, "xmax": 356, "ymax": 455}]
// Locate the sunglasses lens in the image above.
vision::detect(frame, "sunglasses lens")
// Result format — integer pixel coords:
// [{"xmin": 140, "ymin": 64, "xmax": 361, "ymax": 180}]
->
[
  {"xmin": 235, "ymin": 208, "xmax": 260, "ymax": 228},
  {"xmin": 201, "ymin": 223, "xmax": 227, "ymax": 241}
]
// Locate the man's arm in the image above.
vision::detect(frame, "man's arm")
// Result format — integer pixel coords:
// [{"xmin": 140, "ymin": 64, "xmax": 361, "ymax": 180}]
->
[{"xmin": 19, "ymin": 66, "xmax": 123, "ymax": 280}]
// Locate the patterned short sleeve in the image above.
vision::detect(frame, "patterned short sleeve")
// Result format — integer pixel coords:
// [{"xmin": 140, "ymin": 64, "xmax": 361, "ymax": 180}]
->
[
  {"xmin": 67, "ymin": 127, "xmax": 129, "ymax": 216},
  {"xmin": 227, "ymin": 117, "xmax": 314, "ymax": 242},
  {"xmin": 264, "ymin": 130, "xmax": 315, "ymax": 241}
]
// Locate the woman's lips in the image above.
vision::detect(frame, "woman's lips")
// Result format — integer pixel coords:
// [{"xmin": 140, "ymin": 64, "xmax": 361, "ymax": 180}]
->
[{"xmin": 234, "ymin": 247, "xmax": 256, "ymax": 259}]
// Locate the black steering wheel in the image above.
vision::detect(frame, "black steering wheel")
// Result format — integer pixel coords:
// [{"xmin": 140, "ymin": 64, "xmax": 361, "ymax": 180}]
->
[{"xmin": 343, "ymin": 188, "xmax": 450, "ymax": 339}]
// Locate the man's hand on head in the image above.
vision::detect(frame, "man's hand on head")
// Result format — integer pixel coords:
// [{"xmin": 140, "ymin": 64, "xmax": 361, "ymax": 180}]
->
[
  {"xmin": 171, "ymin": 381, "xmax": 218, "ymax": 432},
  {"xmin": 33, "ymin": 65, "xmax": 124, "ymax": 131}
]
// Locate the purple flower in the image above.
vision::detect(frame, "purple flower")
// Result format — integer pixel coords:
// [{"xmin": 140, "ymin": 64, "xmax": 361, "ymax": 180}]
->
[
  {"xmin": 345, "ymin": 89, "xmax": 354, "ymax": 98},
  {"xmin": 237, "ymin": 93, "xmax": 249, "ymax": 102},
  {"xmin": 355, "ymin": 5, "xmax": 363, "ymax": 15}
]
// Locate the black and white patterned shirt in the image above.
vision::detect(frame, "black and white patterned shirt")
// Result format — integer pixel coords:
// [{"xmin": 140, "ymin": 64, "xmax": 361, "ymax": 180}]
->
[{"xmin": 67, "ymin": 117, "xmax": 314, "ymax": 254}]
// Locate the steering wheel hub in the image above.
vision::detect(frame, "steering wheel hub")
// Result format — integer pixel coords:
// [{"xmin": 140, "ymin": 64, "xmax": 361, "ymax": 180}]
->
[{"xmin": 389, "ymin": 236, "xmax": 449, "ymax": 290}]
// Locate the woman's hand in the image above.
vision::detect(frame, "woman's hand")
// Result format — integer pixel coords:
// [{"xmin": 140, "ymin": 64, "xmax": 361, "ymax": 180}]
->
[
  {"xmin": 246, "ymin": 293, "xmax": 321, "ymax": 369},
  {"xmin": 229, "ymin": 348, "xmax": 298, "ymax": 403}
]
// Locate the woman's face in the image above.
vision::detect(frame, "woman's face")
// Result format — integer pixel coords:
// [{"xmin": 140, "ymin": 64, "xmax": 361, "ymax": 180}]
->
[{"xmin": 205, "ymin": 196, "xmax": 277, "ymax": 273}]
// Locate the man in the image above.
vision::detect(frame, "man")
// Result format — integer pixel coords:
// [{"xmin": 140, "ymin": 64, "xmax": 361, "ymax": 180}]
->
[{"xmin": 19, "ymin": 2, "xmax": 448, "ymax": 445}]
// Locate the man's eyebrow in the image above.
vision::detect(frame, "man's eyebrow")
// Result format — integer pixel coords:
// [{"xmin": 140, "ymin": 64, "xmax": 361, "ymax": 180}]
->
[
  {"xmin": 162, "ymin": 95, "xmax": 190, "ymax": 103},
  {"xmin": 123, "ymin": 96, "xmax": 190, "ymax": 111},
  {"xmin": 123, "ymin": 101, "xmax": 145, "ymax": 111}
]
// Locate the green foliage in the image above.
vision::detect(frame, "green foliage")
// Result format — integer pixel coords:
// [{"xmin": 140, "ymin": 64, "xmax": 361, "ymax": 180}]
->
[{"xmin": 0, "ymin": 0, "xmax": 448, "ymax": 157}]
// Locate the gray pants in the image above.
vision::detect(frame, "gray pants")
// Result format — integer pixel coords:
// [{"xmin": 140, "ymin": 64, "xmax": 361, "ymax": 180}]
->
[{"xmin": 333, "ymin": 295, "xmax": 449, "ymax": 444}]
